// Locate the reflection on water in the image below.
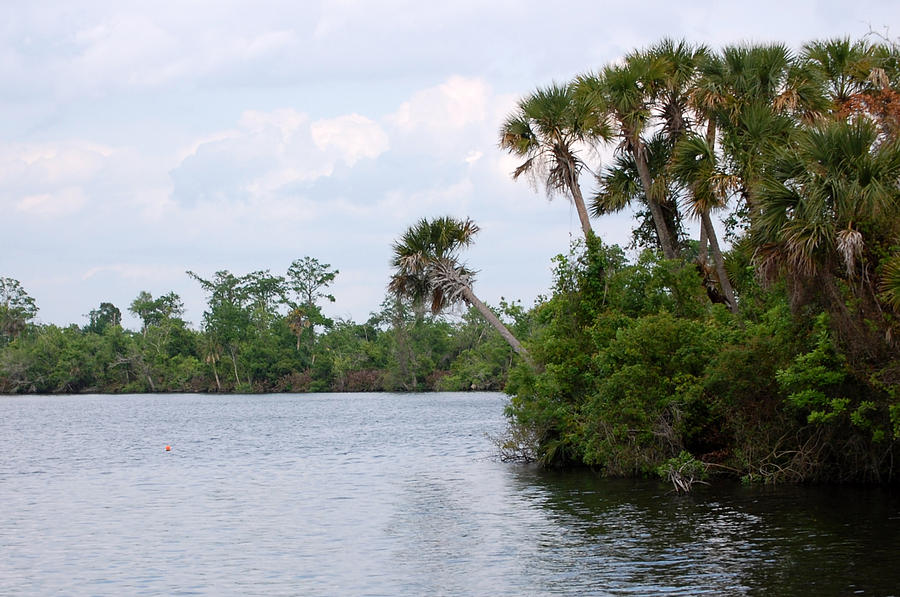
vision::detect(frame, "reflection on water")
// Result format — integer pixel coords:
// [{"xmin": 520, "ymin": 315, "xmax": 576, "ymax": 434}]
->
[
  {"xmin": 506, "ymin": 469, "xmax": 900, "ymax": 595},
  {"xmin": 1, "ymin": 393, "xmax": 898, "ymax": 596}
]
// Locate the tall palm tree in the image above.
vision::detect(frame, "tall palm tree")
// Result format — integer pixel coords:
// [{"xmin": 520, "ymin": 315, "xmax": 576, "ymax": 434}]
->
[
  {"xmin": 389, "ymin": 216, "xmax": 531, "ymax": 363},
  {"xmin": 651, "ymin": 39, "xmax": 743, "ymax": 311},
  {"xmin": 592, "ymin": 131, "xmax": 673, "ymax": 221},
  {"xmin": 652, "ymin": 39, "xmax": 709, "ymax": 141},
  {"xmin": 499, "ymin": 83, "xmax": 611, "ymax": 242},
  {"xmin": 575, "ymin": 53, "xmax": 681, "ymax": 259}
]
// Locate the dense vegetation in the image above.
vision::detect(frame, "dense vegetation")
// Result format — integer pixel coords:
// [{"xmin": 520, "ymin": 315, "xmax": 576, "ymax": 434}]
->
[
  {"xmin": 498, "ymin": 36, "xmax": 900, "ymax": 484},
  {"xmin": 3, "ymin": 35, "xmax": 900, "ymax": 483}
]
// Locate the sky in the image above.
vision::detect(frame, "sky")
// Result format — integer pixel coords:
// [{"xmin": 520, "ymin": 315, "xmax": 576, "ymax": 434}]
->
[{"xmin": 2, "ymin": 0, "xmax": 896, "ymax": 330}]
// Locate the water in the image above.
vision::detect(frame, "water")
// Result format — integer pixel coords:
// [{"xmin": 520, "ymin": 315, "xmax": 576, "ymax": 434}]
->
[{"xmin": 1, "ymin": 392, "xmax": 898, "ymax": 596}]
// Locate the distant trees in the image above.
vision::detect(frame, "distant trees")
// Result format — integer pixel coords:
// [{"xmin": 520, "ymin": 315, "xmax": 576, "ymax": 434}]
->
[
  {"xmin": 0, "ymin": 277, "xmax": 38, "ymax": 344},
  {"xmin": 285, "ymin": 257, "xmax": 338, "ymax": 351}
]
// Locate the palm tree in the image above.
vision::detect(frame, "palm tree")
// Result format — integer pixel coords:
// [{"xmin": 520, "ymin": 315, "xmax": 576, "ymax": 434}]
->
[
  {"xmin": 753, "ymin": 117, "xmax": 900, "ymax": 356},
  {"xmin": 575, "ymin": 53, "xmax": 681, "ymax": 259},
  {"xmin": 802, "ymin": 37, "xmax": 874, "ymax": 115},
  {"xmin": 499, "ymin": 83, "xmax": 611, "ymax": 242},
  {"xmin": 591, "ymin": 131, "xmax": 676, "ymax": 232},
  {"xmin": 755, "ymin": 118, "xmax": 899, "ymax": 278},
  {"xmin": 713, "ymin": 44, "xmax": 826, "ymax": 209},
  {"xmin": 644, "ymin": 45, "xmax": 745, "ymax": 311},
  {"xmin": 670, "ymin": 133, "xmax": 739, "ymax": 311},
  {"xmin": 651, "ymin": 39, "xmax": 744, "ymax": 311},
  {"xmin": 652, "ymin": 39, "xmax": 709, "ymax": 141},
  {"xmin": 389, "ymin": 216, "xmax": 531, "ymax": 363}
]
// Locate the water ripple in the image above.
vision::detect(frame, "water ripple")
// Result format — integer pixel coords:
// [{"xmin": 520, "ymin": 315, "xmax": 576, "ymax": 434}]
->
[{"xmin": 1, "ymin": 393, "xmax": 898, "ymax": 596}]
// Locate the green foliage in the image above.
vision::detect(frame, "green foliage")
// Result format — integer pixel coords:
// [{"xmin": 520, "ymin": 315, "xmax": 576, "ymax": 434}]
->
[
  {"xmin": 505, "ymin": 233, "xmax": 898, "ymax": 482},
  {"xmin": 776, "ymin": 314, "xmax": 848, "ymax": 422},
  {"xmin": 0, "ymin": 277, "xmax": 38, "ymax": 345},
  {"xmin": 657, "ymin": 451, "xmax": 709, "ymax": 493},
  {"xmin": 84, "ymin": 302, "xmax": 122, "ymax": 335}
]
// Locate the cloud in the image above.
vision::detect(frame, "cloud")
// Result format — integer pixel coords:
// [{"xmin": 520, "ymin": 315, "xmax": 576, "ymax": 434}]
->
[
  {"xmin": 387, "ymin": 75, "xmax": 490, "ymax": 133},
  {"xmin": 0, "ymin": 142, "xmax": 113, "ymax": 187},
  {"xmin": 171, "ymin": 108, "xmax": 389, "ymax": 205},
  {"xmin": 464, "ymin": 150, "xmax": 483, "ymax": 164},
  {"xmin": 0, "ymin": 141, "xmax": 123, "ymax": 218},
  {"xmin": 311, "ymin": 114, "xmax": 389, "ymax": 166},
  {"xmin": 16, "ymin": 187, "xmax": 87, "ymax": 217}
]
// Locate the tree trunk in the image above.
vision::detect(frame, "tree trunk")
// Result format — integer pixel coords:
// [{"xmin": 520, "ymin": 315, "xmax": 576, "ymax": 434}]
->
[
  {"xmin": 462, "ymin": 287, "xmax": 533, "ymax": 367},
  {"xmin": 702, "ymin": 211, "xmax": 738, "ymax": 313},
  {"xmin": 698, "ymin": 117, "xmax": 714, "ymax": 265},
  {"xmin": 229, "ymin": 346, "xmax": 241, "ymax": 387},
  {"xmin": 566, "ymin": 165, "xmax": 595, "ymax": 241},
  {"xmin": 697, "ymin": 118, "xmax": 736, "ymax": 313},
  {"xmin": 633, "ymin": 145, "xmax": 679, "ymax": 260},
  {"xmin": 698, "ymin": 216, "xmax": 709, "ymax": 265},
  {"xmin": 211, "ymin": 361, "xmax": 221, "ymax": 392}
]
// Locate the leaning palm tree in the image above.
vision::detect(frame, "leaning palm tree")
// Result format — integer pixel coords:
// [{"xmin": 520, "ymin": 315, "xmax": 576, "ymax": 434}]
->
[
  {"xmin": 389, "ymin": 216, "xmax": 531, "ymax": 363},
  {"xmin": 499, "ymin": 83, "xmax": 611, "ymax": 242}
]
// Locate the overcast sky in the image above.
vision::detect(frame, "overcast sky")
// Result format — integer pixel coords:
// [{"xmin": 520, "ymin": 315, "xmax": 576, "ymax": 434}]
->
[{"xmin": 2, "ymin": 0, "xmax": 896, "ymax": 329}]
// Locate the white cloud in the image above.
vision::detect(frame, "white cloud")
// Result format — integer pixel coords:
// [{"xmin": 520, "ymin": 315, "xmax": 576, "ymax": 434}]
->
[
  {"xmin": 311, "ymin": 114, "xmax": 389, "ymax": 166},
  {"xmin": 377, "ymin": 178, "xmax": 475, "ymax": 222},
  {"xmin": 464, "ymin": 150, "xmax": 483, "ymax": 164},
  {"xmin": 387, "ymin": 76, "xmax": 490, "ymax": 133},
  {"xmin": 0, "ymin": 142, "xmax": 114, "ymax": 187},
  {"xmin": 239, "ymin": 109, "xmax": 308, "ymax": 140},
  {"xmin": 172, "ymin": 108, "xmax": 388, "ymax": 206}
]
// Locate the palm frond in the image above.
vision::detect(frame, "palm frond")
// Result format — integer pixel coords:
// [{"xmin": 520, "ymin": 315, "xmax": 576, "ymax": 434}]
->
[{"xmin": 879, "ymin": 254, "xmax": 900, "ymax": 310}]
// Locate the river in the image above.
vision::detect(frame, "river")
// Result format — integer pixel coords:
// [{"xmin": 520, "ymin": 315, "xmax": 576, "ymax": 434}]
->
[{"xmin": 1, "ymin": 392, "xmax": 898, "ymax": 595}]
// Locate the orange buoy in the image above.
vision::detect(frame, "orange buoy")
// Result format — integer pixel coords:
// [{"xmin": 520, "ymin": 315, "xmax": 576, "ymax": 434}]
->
[{"xmin": 165, "ymin": 445, "xmax": 171, "ymax": 451}]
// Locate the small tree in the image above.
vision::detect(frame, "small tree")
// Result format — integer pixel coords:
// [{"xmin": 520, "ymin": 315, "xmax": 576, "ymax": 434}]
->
[
  {"xmin": 84, "ymin": 302, "xmax": 122, "ymax": 334},
  {"xmin": 0, "ymin": 277, "xmax": 38, "ymax": 343}
]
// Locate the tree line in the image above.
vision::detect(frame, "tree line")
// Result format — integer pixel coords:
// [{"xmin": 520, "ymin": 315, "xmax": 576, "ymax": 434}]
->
[{"xmin": 0, "ymin": 258, "xmax": 526, "ymax": 394}]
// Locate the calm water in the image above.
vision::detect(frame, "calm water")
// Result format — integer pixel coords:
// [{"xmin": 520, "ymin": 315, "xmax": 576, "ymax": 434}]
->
[{"xmin": 1, "ymin": 392, "xmax": 898, "ymax": 596}]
